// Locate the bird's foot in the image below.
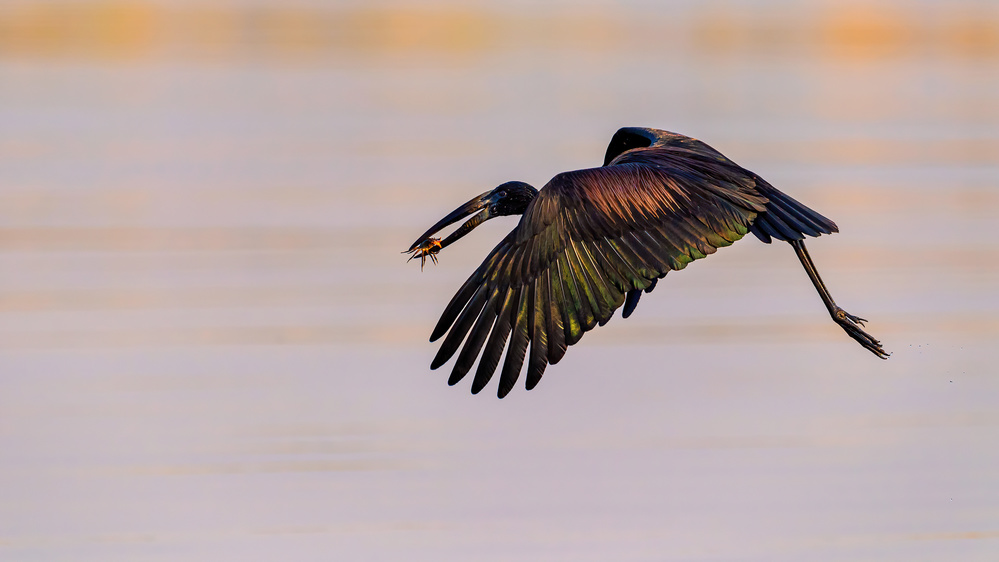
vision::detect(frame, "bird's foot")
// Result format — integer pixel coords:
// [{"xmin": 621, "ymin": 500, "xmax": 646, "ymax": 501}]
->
[
  {"xmin": 832, "ymin": 306, "xmax": 890, "ymax": 359},
  {"xmin": 405, "ymin": 237, "xmax": 442, "ymax": 271}
]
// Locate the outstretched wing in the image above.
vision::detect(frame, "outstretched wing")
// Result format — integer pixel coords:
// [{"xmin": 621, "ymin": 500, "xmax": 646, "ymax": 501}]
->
[{"xmin": 429, "ymin": 144, "xmax": 770, "ymax": 398}]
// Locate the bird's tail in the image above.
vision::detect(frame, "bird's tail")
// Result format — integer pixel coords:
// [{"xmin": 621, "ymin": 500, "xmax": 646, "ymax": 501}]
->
[{"xmin": 749, "ymin": 179, "xmax": 839, "ymax": 243}]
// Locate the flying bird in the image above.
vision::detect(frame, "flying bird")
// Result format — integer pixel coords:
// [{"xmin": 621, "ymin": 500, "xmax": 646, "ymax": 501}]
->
[{"xmin": 406, "ymin": 127, "xmax": 888, "ymax": 398}]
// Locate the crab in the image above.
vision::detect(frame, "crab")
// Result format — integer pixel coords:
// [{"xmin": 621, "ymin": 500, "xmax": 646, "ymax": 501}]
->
[{"xmin": 406, "ymin": 237, "xmax": 442, "ymax": 270}]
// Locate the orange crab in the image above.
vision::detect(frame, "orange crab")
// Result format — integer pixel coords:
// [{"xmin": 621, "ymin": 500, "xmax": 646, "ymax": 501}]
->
[{"xmin": 406, "ymin": 237, "xmax": 442, "ymax": 270}]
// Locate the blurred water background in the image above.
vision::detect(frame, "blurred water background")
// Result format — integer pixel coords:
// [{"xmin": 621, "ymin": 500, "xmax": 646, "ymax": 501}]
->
[{"xmin": 1, "ymin": 1, "xmax": 998, "ymax": 560}]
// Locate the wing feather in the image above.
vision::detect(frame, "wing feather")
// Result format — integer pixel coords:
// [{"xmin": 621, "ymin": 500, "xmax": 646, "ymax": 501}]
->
[
  {"xmin": 431, "ymin": 268, "xmax": 485, "ymax": 342},
  {"xmin": 448, "ymin": 289, "xmax": 499, "ymax": 385},
  {"xmin": 497, "ymin": 287, "xmax": 529, "ymax": 398},
  {"xmin": 592, "ymin": 238, "xmax": 648, "ymax": 291},
  {"xmin": 555, "ymin": 254, "xmax": 584, "ymax": 346},
  {"xmin": 607, "ymin": 237, "xmax": 657, "ymax": 281},
  {"xmin": 471, "ymin": 287, "xmax": 516, "ymax": 393},
  {"xmin": 562, "ymin": 247, "xmax": 597, "ymax": 331},
  {"xmin": 544, "ymin": 268, "xmax": 568, "ymax": 364},
  {"xmin": 570, "ymin": 239, "xmax": 612, "ymax": 322},
  {"xmin": 526, "ymin": 276, "xmax": 549, "ymax": 390},
  {"xmin": 626, "ymin": 231, "xmax": 672, "ymax": 273},
  {"xmin": 432, "ymin": 285, "xmax": 488, "ymax": 369},
  {"xmin": 584, "ymin": 240, "xmax": 629, "ymax": 296}
]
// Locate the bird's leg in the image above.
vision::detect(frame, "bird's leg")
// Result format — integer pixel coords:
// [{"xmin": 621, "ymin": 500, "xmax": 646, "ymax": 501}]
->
[{"xmin": 790, "ymin": 239, "xmax": 889, "ymax": 359}]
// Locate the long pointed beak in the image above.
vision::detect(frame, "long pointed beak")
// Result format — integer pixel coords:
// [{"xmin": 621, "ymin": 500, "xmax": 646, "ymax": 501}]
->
[{"xmin": 407, "ymin": 190, "xmax": 493, "ymax": 252}]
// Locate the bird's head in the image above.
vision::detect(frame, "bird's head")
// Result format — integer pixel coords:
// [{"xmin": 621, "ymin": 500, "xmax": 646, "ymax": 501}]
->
[{"xmin": 406, "ymin": 181, "xmax": 538, "ymax": 267}]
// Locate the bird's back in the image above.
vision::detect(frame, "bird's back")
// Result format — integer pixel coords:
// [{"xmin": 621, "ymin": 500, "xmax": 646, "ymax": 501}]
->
[{"xmin": 603, "ymin": 127, "xmax": 839, "ymax": 243}]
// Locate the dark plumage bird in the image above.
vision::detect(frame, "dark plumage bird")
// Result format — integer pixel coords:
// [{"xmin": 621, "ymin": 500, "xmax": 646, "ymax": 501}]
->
[{"xmin": 406, "ymin": 127, "xmax": 889, "ymax": 398}]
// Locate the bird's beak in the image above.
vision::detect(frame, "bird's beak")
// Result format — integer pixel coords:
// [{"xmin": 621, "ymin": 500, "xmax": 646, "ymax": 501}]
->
[{"xmin": 407, "ymin": 190, "xmax": 494, "ymax": 252}]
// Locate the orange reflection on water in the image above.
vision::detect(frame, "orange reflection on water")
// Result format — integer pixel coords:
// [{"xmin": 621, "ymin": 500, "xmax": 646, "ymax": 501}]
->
[{"xmin": 0, "ymin": 1, "xmax": 997, "ymax": 61}]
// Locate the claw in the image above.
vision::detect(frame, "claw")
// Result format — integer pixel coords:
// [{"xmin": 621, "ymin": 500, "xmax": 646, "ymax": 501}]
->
[
  {"xmin": 832, "ymin": 307, "xmax": 890, "ymax": 359},
  {"xmin": 845, "ymin": 311, "xmax": 868, "ymax": 326}
]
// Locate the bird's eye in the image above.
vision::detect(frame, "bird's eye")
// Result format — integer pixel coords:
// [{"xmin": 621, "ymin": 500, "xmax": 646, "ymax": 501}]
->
[{"xmin": 498, "ymin": 190, "xmax": 507, "ymax": 197}]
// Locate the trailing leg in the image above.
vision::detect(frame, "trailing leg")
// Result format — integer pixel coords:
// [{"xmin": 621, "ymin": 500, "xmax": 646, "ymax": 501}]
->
[{"xmin": 790, "ymin": 239, "xmax": 889, "ymax": 359}]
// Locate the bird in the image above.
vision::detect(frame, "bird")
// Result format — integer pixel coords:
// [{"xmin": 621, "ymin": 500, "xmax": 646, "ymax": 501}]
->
[{"xmin": 405, "ymin": 127, "xmax": 889, "ymax": 398}]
